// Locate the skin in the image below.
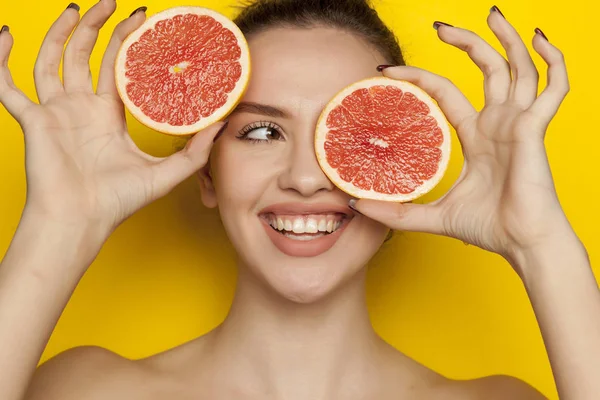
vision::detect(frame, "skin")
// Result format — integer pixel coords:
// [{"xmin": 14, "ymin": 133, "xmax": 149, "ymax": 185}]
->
[{"xmin": 0, "ymin": 0, "xmax": 597, "ymax": 399}]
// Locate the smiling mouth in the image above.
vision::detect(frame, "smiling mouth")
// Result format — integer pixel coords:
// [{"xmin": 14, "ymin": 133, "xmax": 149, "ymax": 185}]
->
[{"xmin": 259, "ymin": 213, "xmax": 349, "ymax": 241}]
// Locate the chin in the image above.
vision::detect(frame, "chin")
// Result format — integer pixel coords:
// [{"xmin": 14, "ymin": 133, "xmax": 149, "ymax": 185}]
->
[
  {"xmin": 262, "ymin": 257, "xmax": 365, "ymax": 304},
  {"xmin": 223, "ymin": 207, "xmax": 390, "ymax": 305},
  {"xmin": 238, "ymin": 238, "xmax": 382, "ymax": 305}
]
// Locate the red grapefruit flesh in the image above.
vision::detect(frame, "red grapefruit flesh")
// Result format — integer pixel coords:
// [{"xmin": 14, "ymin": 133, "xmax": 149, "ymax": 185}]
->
[
  {"xmin": 115, "ymin": 6, "xmax": 251, "ymax": 135},
  {"xmin": 315, "ymin": 77, "xmax": 451, "ymax": 202}
]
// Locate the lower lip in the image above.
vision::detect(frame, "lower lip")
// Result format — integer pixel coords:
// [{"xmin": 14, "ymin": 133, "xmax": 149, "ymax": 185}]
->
[{"xmin": 260, "ymin": 219, "xmax": 349, "ymax": 257}]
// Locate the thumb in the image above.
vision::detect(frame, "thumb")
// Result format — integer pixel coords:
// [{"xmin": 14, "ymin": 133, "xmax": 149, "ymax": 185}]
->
[
  {"xmin": 151, "ymin": 121, "xmax": 228, "ymax": 196},
  {"xmin": 350, "ymin": 198, "xmax": 445, "ymax": 235}
]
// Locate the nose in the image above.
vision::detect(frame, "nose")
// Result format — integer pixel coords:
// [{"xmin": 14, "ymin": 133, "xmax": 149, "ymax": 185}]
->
[{"xmin": 277, "ymin": 131, "xmax": 334, "ymax": 197}]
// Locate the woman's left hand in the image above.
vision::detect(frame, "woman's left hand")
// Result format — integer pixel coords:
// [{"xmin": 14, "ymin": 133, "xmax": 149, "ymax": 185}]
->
[{"xmin": 352, "ymin": 9, "xmax": 575, "ymax": 265}]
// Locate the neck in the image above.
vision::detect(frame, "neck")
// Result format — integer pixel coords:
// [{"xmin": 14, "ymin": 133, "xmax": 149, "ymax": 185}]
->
[{"xmin": 206, "ymin": 264, "xmax": 390, "ymax": 399}]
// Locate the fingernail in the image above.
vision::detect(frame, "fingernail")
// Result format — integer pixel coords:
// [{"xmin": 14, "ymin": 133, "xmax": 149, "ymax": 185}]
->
[
  {"xmin": 348, "ymin": 199, "xmax": 362, "ymax": 215},
  {"xmin": 0, "ymin": 25, "xmax": 8, "ymax": 34},
  {"xmin": 433, "ymin": 21, "xmax": 454, "ymax": 30},
  {"xmin": 213, "ymin": 120, "xmax": 229, "ymax": 143},
  {"xmin": 376, "ymin": 64, "xmax": 395, "ymax": 72},
  {"xmin": 129, "ymin": 6, "xmax": 148, "ymax": 17},
  {"xmin": 490, "ymin": 5, "xmax": 505, "ymax": 18},
  {"xmin": 67, "ymin": 3, "xmax": 80, "ymax": 11},
  {"xmin": 535, "ymin": 27, "xmax": 549, "ymax": 41}
]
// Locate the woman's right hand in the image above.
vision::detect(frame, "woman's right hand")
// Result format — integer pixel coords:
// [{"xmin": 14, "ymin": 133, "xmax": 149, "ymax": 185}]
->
[{"xmin": 0, "ymin": 1, "xmax": 224, "ymax": 237}]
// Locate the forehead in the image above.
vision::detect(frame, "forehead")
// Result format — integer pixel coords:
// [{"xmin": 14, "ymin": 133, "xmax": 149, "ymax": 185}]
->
[{"xmin": 242, "ymin": 27, "xmax": 387, "ymax": 116}]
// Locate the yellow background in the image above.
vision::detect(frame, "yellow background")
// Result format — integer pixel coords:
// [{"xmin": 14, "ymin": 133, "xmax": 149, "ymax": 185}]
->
[{"xmin": 0, "ymin": 0, "xmax": 597, "ymax": 398}]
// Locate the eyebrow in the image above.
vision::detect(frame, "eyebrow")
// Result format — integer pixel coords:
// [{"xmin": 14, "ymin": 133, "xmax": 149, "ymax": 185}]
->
[{"xmin": 230, "ymin": 101, "xmax": 291, "ymax": 119}]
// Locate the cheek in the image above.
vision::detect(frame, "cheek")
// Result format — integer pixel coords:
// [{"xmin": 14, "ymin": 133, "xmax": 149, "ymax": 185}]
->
[{"xmin": 211, "ymin": 144, "xmax": 280, "ymax": 214}]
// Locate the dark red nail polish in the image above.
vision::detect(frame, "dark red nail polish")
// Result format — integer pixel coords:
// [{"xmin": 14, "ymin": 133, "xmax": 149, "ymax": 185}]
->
[
  {"xmin": 376, "ymin": 64, "xmax": 395, "ymax": 72},
  {"xmin": 0, "ymin": 25, "xmax": 8, "ymax": 34},
  {"xmin": 535, "ymin": 27, "xmax": 549, "ymax": 41},
  {"xmin": 213, "ymin": 120, "xmax": 229, "ymax": 143},
  {"xmin": 433, "ymin": 21, "xmax": 454, "ymax": 30},
  {"xmin": 490, "ymin": 5, "xmax": 505, "ymax": 18},
  {"xmin": 129, "ymin": 6, "xmax": 148, "ymax": 17},
  {"xmin": 67, "ymin": 3, "xmax": 80, "ymax": 11},
  {"xmin": 348, "ymin": 199, "xmax": 362, "ymax": 215}
]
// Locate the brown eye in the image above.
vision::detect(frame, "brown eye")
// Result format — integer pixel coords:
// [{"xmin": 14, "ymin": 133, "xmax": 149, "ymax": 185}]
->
[
  {"xmin": 247, "ymin": 127, "xmax": 280, "ymax": 141},
  {"xmin": 266, "ymin": 127, "xmax": 282, "ymax": 140},
  {"xmin": 238, "ymin": 122, "xmax": 284, "ymax": 143}
]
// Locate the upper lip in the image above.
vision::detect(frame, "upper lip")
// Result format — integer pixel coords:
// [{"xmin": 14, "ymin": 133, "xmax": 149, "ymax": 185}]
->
[{"xmin": 258, "ymin": 202, "xmax": 353, "ymax": 217}]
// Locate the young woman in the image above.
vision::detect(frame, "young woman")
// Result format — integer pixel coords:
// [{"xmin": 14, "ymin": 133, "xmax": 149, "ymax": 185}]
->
[{"xmin": 0, "ymin": 0, "xmax": 597, "ymax": 399}]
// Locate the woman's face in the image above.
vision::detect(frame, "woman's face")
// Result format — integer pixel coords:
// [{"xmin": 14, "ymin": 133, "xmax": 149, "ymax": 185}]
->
[{"xmin": 199, "ymin": 26, "xmax": 390, "ymax": 303}]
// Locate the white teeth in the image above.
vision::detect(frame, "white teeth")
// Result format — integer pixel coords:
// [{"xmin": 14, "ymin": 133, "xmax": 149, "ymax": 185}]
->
[
  {"xmin": 292, "ymin": 219, "xmax": 305, "ymax": 234},
  {"xmin": 306, "ymin": 219, "xmax": 319, "ymax": 233},
  {"xmin": 318, "ymin": 219, "xmax": 327, "ymax": 232},
  {"xmin": 284, "ymin": 232, "xmax": 326, "ymax": 241},
  {"xmin": 267, "ymin": 214, "xmax": 345, "ymax": 234},
  {"xmin": 326, "ymin": 220, "xmax": 333, "ymax": 233}
]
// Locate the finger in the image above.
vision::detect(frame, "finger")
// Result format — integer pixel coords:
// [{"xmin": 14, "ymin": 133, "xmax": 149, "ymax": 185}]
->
[
  {"xmin": 382, "ymin": 66, "xmax": 477, "ymax": 136},
  {"xmin": 151, "ymin": 122, "xmax": 228, "ymax": 197},
  {"xmin": 33, "ymin": 4, "xmax": 81, "ymax": 103},
  {"xmin": 97, "ymin": 8, "xmax": 147, "ymax": 98},
  {"xmin": 63, "ymin": 0, "xmax": 117, "ymax": 94},
  {"xmin": 529, "ymin": 30, "xmax": 569, "ymax": 126},
  {"xmin": 350, "ymin": 198, "xmax": 444, "ymax": 235},
  {"xmin": 487, "ymin": 8, "xmax": 539, "ymax": 107},
  {"xmin": 434, "ymin": 22, "xmax": 511, "ymax": 105},
  {"xmin": 0, "ymin": 28, "xmax": 35, "ymax": 120}
]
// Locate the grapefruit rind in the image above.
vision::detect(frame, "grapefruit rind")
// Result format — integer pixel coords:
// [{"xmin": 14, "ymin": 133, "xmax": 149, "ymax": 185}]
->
[
  {"xmin": 115, "ymin": 6, "xmax": 251, "ymax": 136},
  {"xmin": 315, "ymin": 77, "xmax": 451, "ymax": 202}
]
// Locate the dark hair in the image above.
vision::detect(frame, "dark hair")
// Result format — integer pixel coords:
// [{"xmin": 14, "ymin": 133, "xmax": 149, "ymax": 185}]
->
[{"xmin": 232, "ymin": 0, "xmax": 405, "ymax": 66}]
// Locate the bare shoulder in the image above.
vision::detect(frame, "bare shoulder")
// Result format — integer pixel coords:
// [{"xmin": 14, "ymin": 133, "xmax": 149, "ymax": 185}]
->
[
  {"xmin": 379, "ymin": 343, "xmax": 546, "ymax": 399},
  {"xmin": 445, "ymin": 375, "xmax": 548, "ymax": 400},
  {"xmin": 24, "ymin": 346, "xmax": 146, "ymax": 400},
  {"xmin": 383, "ymin": 344, "xmax": 547, "ymax": 399}
]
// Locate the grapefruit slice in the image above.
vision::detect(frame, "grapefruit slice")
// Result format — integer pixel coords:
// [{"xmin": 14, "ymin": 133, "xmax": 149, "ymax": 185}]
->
[
  {"xmin": 315, "ymin": 77, "xmax": 451, "ymax": 202},
  {"xmin": 115, "ymin": 6, "xmax": 251, "ymax": 135}
]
